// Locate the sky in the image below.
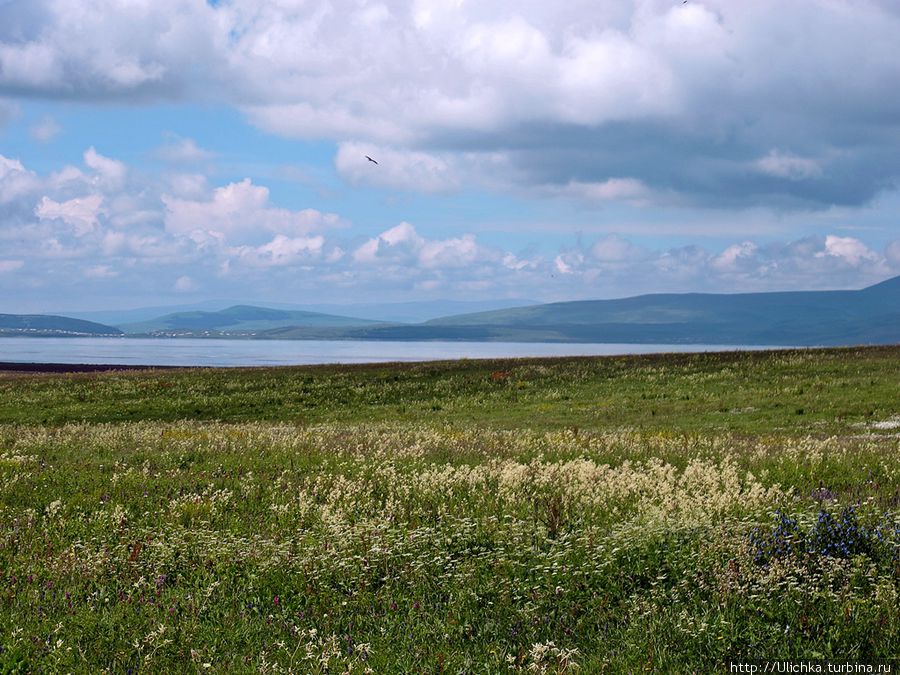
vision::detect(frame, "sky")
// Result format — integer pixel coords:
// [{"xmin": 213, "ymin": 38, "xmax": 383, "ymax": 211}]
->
[{"xmin": 1, "ymin": 0, "xmax": 899, "ymax": 313}]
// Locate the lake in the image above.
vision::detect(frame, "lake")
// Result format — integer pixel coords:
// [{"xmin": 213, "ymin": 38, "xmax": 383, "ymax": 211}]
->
[{"xmin": 0, "ymin": 337, "xmax": 794, "ymax": 368}]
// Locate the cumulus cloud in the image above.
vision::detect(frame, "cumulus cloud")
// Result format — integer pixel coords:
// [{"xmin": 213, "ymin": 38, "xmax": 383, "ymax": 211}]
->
[
  {"xmin": 590, "ymin": 234, "xmax": 647, "ymax": 262},
  {"xmin": 817, "ymin": 235, "xmax": 880, "ymax": 267},
  {"xmin": 712, "ymin": 242, "xmax": 759, "ymax": 272},
  {"xmin": 0, "ymin": 154, "xmax": 40, "ymax": 203},
  {"xmin": 83, "ymin": 147, "xmax": 126, "ymax": 190},
  {"xmin": 502, "ymin": 252, "xmax": 539, "ymax": 271},
  {"xmin": 162, "ymin": 178, "xmax": 344, "ymax": 240},
  {"xmin": 2, "ymin": 1, "xmax": 900, "ymax": 206},
  {"xmin": 35, "ymin": 194, "xmax": 104, "ymax": 236},
  {"xmin": 228, "ymin": 234, "xmax": 325, "ymax": 268},
  {"xmin": 352, "ymin": 222, "xmax": 492, "ymax": 271},
  {"xmin": 554, "ymin": 253, "xmax": 580, "ymax": 275},
  {"xmin": 2, "ymin": 151, "xmax": 897, "ymax": 309},
  {"xmin": 552, "ymin": 233, "xmax": 898, "ymax": 297},
  {"xmin": 0, "ymin": 0, "xmax": 219, "ymax": 100},
  {"xmin": 335, "ymin": 143, "xmax": 461, "ymax": 193}
]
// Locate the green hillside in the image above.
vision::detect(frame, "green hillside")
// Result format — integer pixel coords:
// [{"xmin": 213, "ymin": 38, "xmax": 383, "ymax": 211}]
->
[
  {"xmin": 0, "ymin": 313, "xmax": 122, "ymax": 337},
  {"xmin": 407, "ymin": 275, "xmax": 900, "ymax": 345},
  {"xmin": 12, "ymin": 276, "xmax": 898, "ymax": 345},
  {"xmin": 263, "ymin": 276, "xmax": 899, "ymax": 345},
  {"xmin": 118, "ymin": 304, "xmax": 384, "ymax": 335}
]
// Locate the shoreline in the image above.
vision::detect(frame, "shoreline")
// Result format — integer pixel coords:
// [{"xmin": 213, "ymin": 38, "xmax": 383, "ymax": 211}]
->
[{"xmin": 0, "ymin": 362, "xmax": 185, "ymax": 373}]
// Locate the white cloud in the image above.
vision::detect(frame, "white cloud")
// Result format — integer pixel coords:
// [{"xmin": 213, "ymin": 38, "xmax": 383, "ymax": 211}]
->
[
  {"xmin": 0, "ymin": 154, "xmax": 40, "ymax": 203},
  {"xmin": 174, "ymin": 275, "xmax": 197, "ymax": 292},
  {"xmin": 28, "ymin": 115, "xmax": 61, "ymax": 143},
  {"xmin": 84, "ymin": 147, "xmax": 127, "ymax": 189},
  {"xmin": 419, "ymin": 234, "xmax": 480, "ymax": 269},
  {"xmin": 555, "ymin": 31, "xmax": 677, "ymax": 125},
  {"xmin": 755, "ymin": 150, "xmax": 822, "ymax": 180},
  {"xmin": 228, "ymin": 234, "xmax": 325, "ymax": 268},
  {"xmin": 47, "ymin": 165, "xmax": 85, "ymax": 189},
  {"xmin": 166, "ymin": 173, "xmax": 209, "ymax": 198},
  {"xmin": 379, "ymin": 222, "xmax": 421, "ymax": 247},
  {"xmin": 590, "ymin": 235, "xmax": 647, "ymax": 262},
  {"xmin": 106, "ymin": 194, "xmax": 160, "ymax": 229},
  {"xmin": 3, "ymin": 2, "xmax": 900, "ymax": 205},
  {"xmin": 163, "ymin": 178, "xmax": 343, "ymax": 240},
  {"xmin": 502, "ymin": 252, "xmax": 539, "ymax": 271},
  {"xmin": 817, "ymin": 235, "xmax": 879, "ymax": 266},
  {"xmin": 35, "ymin": 194, "xmax": 104, "ymax": 236},
  {"xmin": 554, "ymin": 252, "xmax": 583, "ymax": 275},
  {"xmin": 886, "ymin": 240, "xmax": 900, "ymax": 265},
  {"xmin": 335, "ymin": 143, "xmax": 461, "ymax": 193},
  {"xmin": 2, "ymin": 151, "xmax": 897, "ymax": 308},
  {"xmin": 712, "ymin": 241, "xmax": 759, "ymax": 271},
  {"xmin": 352, "ymin": 237, "xmax": 381, "ymax": 264},
  {"xmin": 352, "ymin": 221, "xmax": 494, "ymax": 270},
  {"xmin": 0, "ymin": 0, "xmax": 218, "ymax": 98},
  {"xmin": 544, "ymin": 232, "xmax": 899, "ymax": 298}
]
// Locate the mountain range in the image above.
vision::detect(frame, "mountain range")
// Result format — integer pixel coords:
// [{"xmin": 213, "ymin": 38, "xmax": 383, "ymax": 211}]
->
[
  {"xmin": 61, "ymin": 298, "xmax": 537, "ymax": 325},
  {"xmin": 117, "ymin": 305, "xmax": 385, "ymax": 335},
  {"xmin": 0, "ymin": 313, "xmax": 123, "ymax": 337},
  {"xmin": 3, "ymin": 275, "xmax": 898, "ymax": 346}
]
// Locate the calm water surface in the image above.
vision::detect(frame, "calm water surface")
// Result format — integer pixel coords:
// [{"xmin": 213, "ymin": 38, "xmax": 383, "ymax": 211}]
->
[{"xmin": 0, "ymin": 337, "xmax": 792, "ymax": 367}]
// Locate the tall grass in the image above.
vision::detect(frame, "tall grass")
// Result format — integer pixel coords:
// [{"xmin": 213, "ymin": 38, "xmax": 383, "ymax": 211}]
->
[{"xmin": 1, "ymin": 422, "xmax": 897, "ymax": 671}]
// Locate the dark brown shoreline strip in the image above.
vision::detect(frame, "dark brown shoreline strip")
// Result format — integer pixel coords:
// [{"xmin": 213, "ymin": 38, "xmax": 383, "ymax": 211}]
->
[{"xmin": 0, "ymin": 362, "xmax": 186, "ymax": 373}]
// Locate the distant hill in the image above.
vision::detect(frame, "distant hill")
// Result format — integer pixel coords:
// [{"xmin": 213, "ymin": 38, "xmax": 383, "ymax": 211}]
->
[
  {"xmin": 63, "ymin": 301, "xmax": 236, "ymax": 326},
  {"xmin": 396, "ymin": 275, "xmax": 899, "ymax": 345},
  {"xmin": 0, "ymin": 314, "xmax": 122, "ymax": 337},
  {"xmin": 118, "ymin": 305, "xmax": 385, "ymax": 335},
  {"xmin": 297, "ymin": 298, "xmax": 539, "ymax": 323},
  {"xmin": 12, "ymin": 276, "xmax": 900, "ymax": 345},
  {"xmin": 263, "ymin": 275, "xmax": 899, "ymax": 345},
  {"xmin": 64, "ymin": 298, "xmax": 536, "ymax": 326}
]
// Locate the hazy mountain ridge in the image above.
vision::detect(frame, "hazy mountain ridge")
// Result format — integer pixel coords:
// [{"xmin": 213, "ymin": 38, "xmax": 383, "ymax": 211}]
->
[
  {"xmin": 410, "ymin": 276, "xmax": 900, "ymax": 345},
  {"xmin": 63, "ymin": 298, "xmax": 537, "ymax": 326},
  {"xmin": 0, "ymin": 314, "xmax": 123, "ymax": 337},
  {"xmin": 118, "ymin": 305, "xmax": 387, "ymax": 335},
  {"xmin": 6, "ymin": 276, "xmax": 899, "ymax": 345},
  {"xmin": 265, "ymin": 276, "xmax": 900, "ymax": 344}
]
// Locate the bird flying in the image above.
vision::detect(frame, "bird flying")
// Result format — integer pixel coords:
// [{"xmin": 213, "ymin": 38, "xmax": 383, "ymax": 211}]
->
[{"xmin": 365, "ymin": 155, "xmax": 378, "ymax": 165}]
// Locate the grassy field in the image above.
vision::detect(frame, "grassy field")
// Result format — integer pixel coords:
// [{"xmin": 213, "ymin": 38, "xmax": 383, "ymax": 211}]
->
[{"xmin": 0, "ymin": 346, "xmax": 898, "ymax": 672}]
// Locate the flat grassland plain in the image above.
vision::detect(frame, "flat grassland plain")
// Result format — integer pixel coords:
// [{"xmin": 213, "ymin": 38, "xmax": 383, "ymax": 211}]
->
[{"xmin": 0, "ymin": 347, "xmax": 898, "ymax": 672}]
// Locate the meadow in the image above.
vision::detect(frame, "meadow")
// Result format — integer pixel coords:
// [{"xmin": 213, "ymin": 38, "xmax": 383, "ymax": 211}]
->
[{"xmin": 0, "ymin": 346, "xmax": 898, "ymax": 672}]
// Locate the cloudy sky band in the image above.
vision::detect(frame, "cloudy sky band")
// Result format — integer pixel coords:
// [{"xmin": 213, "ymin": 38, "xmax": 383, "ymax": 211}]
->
[{"xmin": 1, "ymin": 0, "xmax": 899, "ymax": 311}]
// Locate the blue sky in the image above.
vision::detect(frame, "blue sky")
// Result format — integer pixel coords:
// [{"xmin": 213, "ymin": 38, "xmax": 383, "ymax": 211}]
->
[{"xmin": 1, "ymin": 0, "xmax": 899, "ymax": 312}]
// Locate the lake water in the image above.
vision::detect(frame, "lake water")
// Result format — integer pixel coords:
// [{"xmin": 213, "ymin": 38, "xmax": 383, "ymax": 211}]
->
[{"xmin": 0, "ymin": 337, "xmax": 792, "ymax": 368}]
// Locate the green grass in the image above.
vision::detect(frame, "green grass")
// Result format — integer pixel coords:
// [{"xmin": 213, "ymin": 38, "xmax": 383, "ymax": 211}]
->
[
  {"xmin": 1, "ymin": 347, "xmax": 898, "ymax": 434},
  {"xmin": 0, "ymin": 346, "xmax": 898, "ymax": 672}
]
